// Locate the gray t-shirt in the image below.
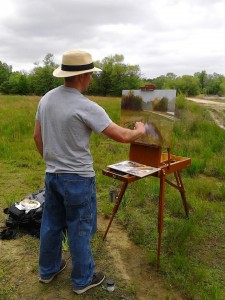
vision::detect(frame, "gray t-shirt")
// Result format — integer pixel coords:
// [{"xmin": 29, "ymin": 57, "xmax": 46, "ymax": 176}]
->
[{"xmin": 36, "ymin": 85, "xmax": 112, "ymax": 176}]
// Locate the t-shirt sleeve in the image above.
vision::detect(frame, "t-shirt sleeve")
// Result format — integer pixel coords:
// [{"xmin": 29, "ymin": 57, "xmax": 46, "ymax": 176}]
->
[
  {"xmin": 35, "ymin": 102, "xmax": 41, "ymax": 121},
  {"xmin": 84, "ymin": 102, "xmax": 112, "ymax": 133}
]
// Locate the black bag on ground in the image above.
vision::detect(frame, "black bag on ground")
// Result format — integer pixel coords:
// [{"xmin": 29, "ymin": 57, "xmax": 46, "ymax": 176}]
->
[{"xmin": 1, "ymin": 188, "xmax": 45, "ymax": 239}]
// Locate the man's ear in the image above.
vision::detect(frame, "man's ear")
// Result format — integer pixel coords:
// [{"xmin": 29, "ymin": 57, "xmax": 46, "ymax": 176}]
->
[{"xmin": 78, "ymin": 74, "xmax": 85, "ymax": 81}]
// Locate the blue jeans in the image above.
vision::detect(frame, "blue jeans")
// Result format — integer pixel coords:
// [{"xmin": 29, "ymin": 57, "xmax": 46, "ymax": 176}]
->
[{"xmin": 39, "ymin": 173, "xmax": 97, "ymax": 289}]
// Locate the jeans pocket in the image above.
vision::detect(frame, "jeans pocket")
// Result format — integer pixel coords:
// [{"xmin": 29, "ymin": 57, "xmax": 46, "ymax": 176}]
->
[
  {"xmin": 64, "ymin": 178, "xmax": 89, "ymax": 207},
  {"xmin": 79, "ymin": 215, "xmax": 93, "ymax": 236}
]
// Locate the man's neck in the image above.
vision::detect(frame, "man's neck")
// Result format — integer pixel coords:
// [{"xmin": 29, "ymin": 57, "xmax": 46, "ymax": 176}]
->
[{"xmin": 64, "ymin": 82, "xmax": 82, "ymax": 92}]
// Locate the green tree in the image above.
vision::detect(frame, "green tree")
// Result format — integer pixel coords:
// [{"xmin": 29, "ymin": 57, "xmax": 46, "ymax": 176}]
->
[
  {"xmin": 194, "ymin": 70, "xmax": 208, "ymax": 94},
  {"xmin": 43, "ymin": 53, "xmax": 57, "ymax": 68},
  {"xmin": 206, "ymin": 73, "xmax": 225, "ymax": 96},
  {"xmin": 30, "ymin": 54, "xmax": 63, "ymax": 95},
  {"xmin": 175, "ymin": 75, "xmax": 200, "ymax": 96},
  {"xmin": 218, "ymin": 82, "xmax": 225, "ymax": 96},
  {"xmin": 88, "ymin": 54, "xmax": 141, "ymax": 96},
  {"xmin": 0, "ymin": 71, "xmax": 30, "ymax": 95},
  {"xmin": 151, "ymin": 75, "xmax": 167, "ymax": 89},
  {"xmin": 0, "ymin": 61, "xmax": 12, "ymax": 86},
  {"xmin": 162, "ymin": 74, "xmax": 177, "ymax": 90}
]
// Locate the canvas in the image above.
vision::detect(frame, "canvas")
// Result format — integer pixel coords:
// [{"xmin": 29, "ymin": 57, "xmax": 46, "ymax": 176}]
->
[{"xmin": 121, "ymin": 87, "xmax": 177, "ymax": 147}]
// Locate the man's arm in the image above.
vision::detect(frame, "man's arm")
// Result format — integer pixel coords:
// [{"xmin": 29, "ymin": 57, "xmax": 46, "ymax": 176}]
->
[
  {"xmin": 103, "ymin": 122, "xmax": 146, "ymax": 143},
  {"xmin": 33, "ymin": 120, "xmax": 43, "ymax": 157}
]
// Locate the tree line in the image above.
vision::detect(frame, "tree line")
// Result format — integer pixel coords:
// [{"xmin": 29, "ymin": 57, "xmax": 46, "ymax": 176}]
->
[{"xmin": 0, "ymin": 53, "xmax": 225, "ymax": 97}]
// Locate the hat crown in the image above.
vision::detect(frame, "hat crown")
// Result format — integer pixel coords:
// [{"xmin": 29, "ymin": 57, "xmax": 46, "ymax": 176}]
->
[
  {"xmin": 62, "ymin": 50, "xmax": 92, "ymax": 66},
  {"xmin": 53, "ymin": 49, "xmax": 101, "ymax": 77}
]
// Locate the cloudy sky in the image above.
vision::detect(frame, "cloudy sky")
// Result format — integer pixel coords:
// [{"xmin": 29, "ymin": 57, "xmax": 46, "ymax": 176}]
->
[{"xmin": 0, "ymin": 0, "xmax": 224, "ymax": 78}]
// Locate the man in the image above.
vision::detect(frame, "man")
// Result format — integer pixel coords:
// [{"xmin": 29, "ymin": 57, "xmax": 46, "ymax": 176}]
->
[{"xmin": 34, "ymin": 49, "xmax": 145, "ymax": 294}]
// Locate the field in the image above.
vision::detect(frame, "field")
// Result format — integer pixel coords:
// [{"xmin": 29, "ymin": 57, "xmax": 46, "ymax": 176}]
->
[{"xmin": 0, "ymin": 94, "xmax": 225, "ymax": 300}]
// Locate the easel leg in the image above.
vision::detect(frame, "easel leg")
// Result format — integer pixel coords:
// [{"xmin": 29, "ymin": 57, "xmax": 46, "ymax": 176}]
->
[
  {"xmin": 157, "ymin": 170, "xmax": 165, "ymax": 269},
  {"xmin": 103, "ymin": 181, "xmax": 128, "ymax": 241},
  {"xmin": 174, "ymin": 171, "xmax": 189, "ymax": 217}
]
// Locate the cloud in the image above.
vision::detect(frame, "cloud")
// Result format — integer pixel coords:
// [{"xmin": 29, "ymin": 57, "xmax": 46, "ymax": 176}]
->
[{"xmin": 0, "ymin": 0, "xmax": 224, "ymax": 77}]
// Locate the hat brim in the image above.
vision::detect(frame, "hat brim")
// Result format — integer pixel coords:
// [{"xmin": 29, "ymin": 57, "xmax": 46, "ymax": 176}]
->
[{"xmin": 53, "ymin": 66, "xmax": 102, "ymax": 78}]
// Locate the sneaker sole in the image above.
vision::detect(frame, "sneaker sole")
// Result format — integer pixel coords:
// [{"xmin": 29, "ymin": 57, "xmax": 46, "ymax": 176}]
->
[
  {"xmin": 74, "ymin": 274, "xmax": 105, "ymax": 294},
  {"xmin": 39, "ymin": 260, "xmax": 67, "ymax": 283}
]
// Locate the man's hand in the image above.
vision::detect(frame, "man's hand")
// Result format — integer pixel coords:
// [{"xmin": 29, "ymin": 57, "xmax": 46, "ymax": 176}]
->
[{"xmin": 134, "ymin": 122, "xmax": 146, "ymax": 135}]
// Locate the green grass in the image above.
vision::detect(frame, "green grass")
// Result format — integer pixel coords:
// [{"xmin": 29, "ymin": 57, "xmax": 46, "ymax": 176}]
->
[{"xmin": 0, "ymin": 94, "xmax": 225, "ymax": 299}]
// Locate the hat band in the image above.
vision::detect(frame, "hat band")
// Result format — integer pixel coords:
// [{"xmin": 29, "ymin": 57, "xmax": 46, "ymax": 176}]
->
[{"xmin": 61, "ymin": 62, "xmax": 94, "ymax": 72}]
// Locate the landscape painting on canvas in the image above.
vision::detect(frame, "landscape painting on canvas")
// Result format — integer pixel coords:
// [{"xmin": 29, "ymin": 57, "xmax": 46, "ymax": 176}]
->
[{"xmin": 121, "ymin": 86, "xmax": 176, "ymax": 147}]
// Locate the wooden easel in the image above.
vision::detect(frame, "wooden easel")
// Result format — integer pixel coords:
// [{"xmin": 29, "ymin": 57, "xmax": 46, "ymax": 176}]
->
[{"xmin": 102, "ymin": 142, "xmax": 191, "ymax": 269}]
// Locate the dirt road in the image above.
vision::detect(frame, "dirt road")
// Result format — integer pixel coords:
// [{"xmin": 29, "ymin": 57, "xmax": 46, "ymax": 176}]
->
[
  {"xmin": 187, "ymin": 97, "xmax": 225, "ymax": 129},
  {"xmin": 187, "ymin": 97, "xmax": 225, "ymax": 108}
]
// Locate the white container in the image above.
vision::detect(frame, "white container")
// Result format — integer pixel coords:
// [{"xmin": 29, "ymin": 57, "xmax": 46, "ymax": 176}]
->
[{"xmin": 106, "ymin": 279, "xmax": 115, "ymax": 292}]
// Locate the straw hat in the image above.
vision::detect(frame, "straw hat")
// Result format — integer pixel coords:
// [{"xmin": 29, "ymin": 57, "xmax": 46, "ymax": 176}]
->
[{"xmin": 53, "ymin": 50, "xmax": 102, "ymax": 77}]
